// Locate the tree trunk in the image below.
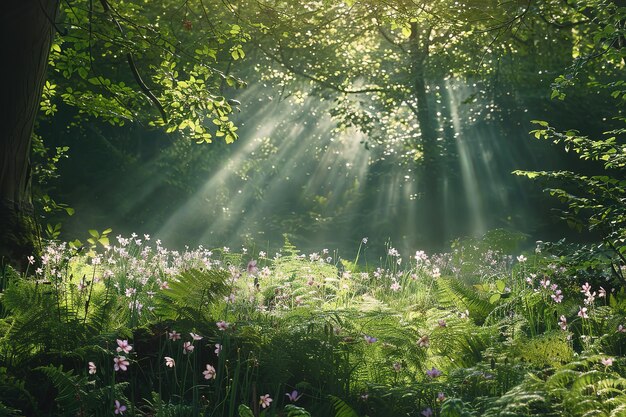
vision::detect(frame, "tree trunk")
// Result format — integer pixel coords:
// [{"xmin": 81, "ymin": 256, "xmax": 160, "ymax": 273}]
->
[
  {"xmin": 408, "ymin": 24, "xmax": 445, "ymax": 249},
  {"xmin": 0, "ymin": 0, "xmax": 59, "ymax": 269}
]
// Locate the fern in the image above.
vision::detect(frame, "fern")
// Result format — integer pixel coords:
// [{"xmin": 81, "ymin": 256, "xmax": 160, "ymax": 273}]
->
[
  {"xmin": 36, "ymin": 365, "xmax": 91, "ymax": 416},
  {"xmin": 329, "ymin": 395, "xmax": 359, "ymax": 417},
  {"xmin": 437, "ymin": 278, "xmax": 495, "ymax": 324},
  {"xmin": 155, "ymin": 268, "xmax": 229, "ymax": 320}
]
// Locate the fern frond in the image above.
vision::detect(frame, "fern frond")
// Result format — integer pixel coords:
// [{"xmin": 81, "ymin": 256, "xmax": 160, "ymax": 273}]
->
[
  {"xmin": 155, "ymin": 268, "xmax": 229, "ymax": 320},
  {"xmin": 329, "ymin": 395, "xmax": 359, "ymax": 417}
]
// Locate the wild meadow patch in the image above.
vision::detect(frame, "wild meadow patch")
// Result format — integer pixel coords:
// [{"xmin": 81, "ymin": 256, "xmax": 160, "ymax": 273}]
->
[{"xmin": 1, "ymin": 231, "xmax": 625, "ymax": 416}]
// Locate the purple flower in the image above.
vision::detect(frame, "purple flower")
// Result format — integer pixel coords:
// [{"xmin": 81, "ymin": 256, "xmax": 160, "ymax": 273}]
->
[
  {"xmin": 285, "ymin": 390, "xmax": 302, "ymax": 402},
  {"xmin": 421, "ymin": 407, "xmax": 433, "ymax": 417},
  {"xmin": 364, "ymin": 335, "xmax": 378, "ymax": 344},
  {"xmin": 114, "ymin": 400, "xmax": 127, "ymax": 415},
  {"xmin": 426, "ymin": 367, "xmax": 442, "ymax": 378}
]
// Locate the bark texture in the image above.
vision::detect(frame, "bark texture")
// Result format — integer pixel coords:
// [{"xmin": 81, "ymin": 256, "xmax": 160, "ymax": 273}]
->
[{"xmin": 0, "ymin": 0, "xmax": 59, "ymax": 269}]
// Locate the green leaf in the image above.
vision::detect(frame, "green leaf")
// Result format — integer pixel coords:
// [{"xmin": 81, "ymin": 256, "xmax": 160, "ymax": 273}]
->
[
  {"xmin": 88, "ymin": 229, "xmax": 99, "ymax": 238},
  {"xmin": 496, "ymin": 280, "xmax": 505, "ymax": 293},
  {"xmin": 489, "ymin": 293, "xmax": 501, "ymax": 304},
  {"xmin": 238, "ymin": 405, "xmax": 254, "ymax": 417}
]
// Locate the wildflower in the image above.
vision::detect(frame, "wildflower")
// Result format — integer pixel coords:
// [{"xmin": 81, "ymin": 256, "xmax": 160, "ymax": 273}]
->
[
  {"xmin": 295, "ymin": 296, "xmax": 303, "ymax": 305},
  {"xmin": 223, "ymin": 247, "xmax": 230, "ymax": 253},
  {"xmin": 618, "ymin": 324, "xmax": 626, "ymax": 333},
  {"xmin": 214, "ymin": 344, "xmax": 222, "ymax": 356},
  {"xmin": 426, "ymin": 367, "xmax": 442, "ymax": 378},
  {"xmin": 460, "ymin": 310, "xmax": 470, "ymax": 319},
  {"xmin": 88, "ymin": 362, "xmax": 97, "ymax": 375},
  {"xmin": 578, "ymin": 307, "xmax": 589, "ymax": 319},
  {"xmin": 526, "ymin": 276, "xmax": 533, "ymax": 285},
  {"xmin": 183, "ymin": 342, "xmax": 194, "ymax": 354},
  {"xmin": 601, "ymin": 357, "xmax": 613, "ymax": 367},
  {"xmin": 116, "ymin": 339, "xmax": 133, "ymax": 354},
  {"xmin": 438, "ymin": 319, "xmax": 447, "ymax": 328},
  {"xmin": 247, "ymin": 260, "xmax": 258, "ymax": 275},
  {"xmin": 258, "ymin": 251, "xmax": 267, "ymax": 258},
  {"xmin": 216, "ymin": 321, "xmax": 229, "ymax": 331},
  {"xmin": 364, "ymin": 335, "xmax": 378, "ymax": 344},
  {"xmin": 559, "ymin": 315, "xmax": 567, "ymax": 331},
  {"xmin": 125, "ymin": 288, "xmax": 136, "ymax": 297},
  {"xmin": 160, "ymin": 281, "xmax": 169, "ymax": 290},
  {"xmin": 517, "ymin": 255, "xmax": 527, "ymax": 263},
  {"xmin": 114, "ymin": 400, "xmax": 127, "ymax": 415},
  {"xmin": 190, "ymin": 332, "xmax": 203, "ymax": 341},
  {"xmin": 309, "ymin": 252, "xmax": 320, "ymax": 262},
  {"xmin": 113, "ymin": 356, "xmax": 129, "ymax": 372},
  {"xmin": 390, "ymin": 281, "xmax": 401, "ymax": 292},
  {"xmin": 551, "ymin": 290, "xmax": 563, "ymax": 303},
  {"xmin": 599, "ymin": 287, "xmax": 607, "ymax": 298},
  {"xmin": 362, "ymin": 237, "xmax": 368, "ymax": 244},
  {"xmin": 259, "ymin": 394, "xmax": 273, "ymax": 409},
  {"xmin": 388, "ymin": 248, "xmax": 399, "ymax": 257},
  {"xmin": 421, "ymin": 407, "xmax": 433, "ymax": 417},
  {"xmin": 285, "ymin": 390, "xmax": 302, "ymax": 402},
  {"xmin": 168, "ymin": 330, "xmax": 181, "ymax": 341},
  {"xmin": 581, "ymin": 282, "xmax": 592, "ymax": 295},
  {"xmin": 360, "ymin": 393, "xmax": 369, "ymax": 400},
  {"xmin": 27, "ymin": 255, "xmax": 35, "ymax": 265},
  {"xmin": 437, "ymin": 392, "xmax": 446, "ymax": 402},
  {"xmin": 203, "ymin": 364, "xmax": 216, "ymax": 379},
  {"xmin": 417, "ymin": 335, "xmax": 430, "ymax": 348},
  {"xmin": 431, "ymin": 267, "xmax": 441, "ymax": 278},
  {"xmin": 393, "ymin": 362, "xmax": 402, "ymax": 372}
]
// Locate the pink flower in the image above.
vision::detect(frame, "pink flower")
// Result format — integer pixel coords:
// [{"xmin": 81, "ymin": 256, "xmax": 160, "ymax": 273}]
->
[
  {"xmin": 247, "ymin": 260, "xmax": 258, "ymax": 275},
  {"xmin": 421, "ymin": 407, "xmax": 433, "ymax": 417},
  {"xmin": 551, "ymin": 290, "xmax": 563, "ymax": 303},
  {"xmin": 558, "ymin": 315, "xmax": 567, "ymax": 331},
  {"xmin": 426, "ymin": 367, "xmax": 442, "ymax": 378},
  {"xmin": 581, "ymin": 282, "xmax": 592, "ymax": 295},
  {"xmin": 114, "ymin": 400, "xmax": 127, "ymax": 415},
  {"xmin": 216, "ymin": 321, "xmax": 229, "ymax": 331},
  {"xmin": 113, "ymin": 356, "xmax": 129, "ymax": 372},
  {"xmin": 164, "ymin": 357, "xmax": 175, "ymax": 368},
  {"xmin": 437, "ymin": 392, "xmax": 446, "ymax": 402},
  {"xmin": 364, "ymin": 335, "xmax": 377, "ymax": 344},
  {"xmin": 203, "ymin": 364, "xmax": 216, "ymax": 379},
  {"xmin": 168, "ymin": 330, "xmax": 181, "ymax": 341},
  {"xmin": 116, "ymin": 339, "xmax": 133, "ymax": 354},
  {"xmin": 437, "ymin": 319, "xmax": 447, "ymax": 328},
  {"xmin": 190, "ymin": 332, "xmax": 203, "ymax": 341},
  {"xmin": 183, "ymin": 342, "xmax": 194, "ymax": 354},
  {"xmin": 578, "ymin": 306, "xmax": 589, "ymax": 319},
  {"xmin": 259, "ymin": 394, "xmax": 273, "ymax": 409},
  {"xmin": 285, "ymin": 390, "xmax": 302, "ymax": 402},
  {"xmin": 88, "ymin": 362, "xmax": 97, "ymax": 375},
  {"xmin": 390, "ymin": 281, "xmax": 401, "ymax": 292},
  {"xmin": 618, "ymin": 324, "xmax": 626, "ymax": 333},
  {"xmin": 214, "ymin": 344, "xmax": 222, "ymax": 356},
  {"xmin": 27, "ymin": 255, "xmax": 35, "ymax": 265},
  {"xmin": 599, "ymin": 287, "xmax": 607, "ymax": 298},
  {"xmin": 601, "ymin": 357, "xmax": 613, "ymax": 367}
]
